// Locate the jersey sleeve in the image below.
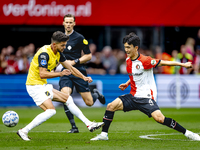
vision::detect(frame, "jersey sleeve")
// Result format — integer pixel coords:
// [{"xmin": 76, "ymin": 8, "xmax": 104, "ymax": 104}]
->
[
  {"xmin": 38, "ymin": 52, "xmax": 49, "ymax": 68},
  {"xmin": 59, "ymin": 52, "xmax": 67, "ymax": 62},
  {"xmin": 140, "ymin": 55, "xmax": 160, "ymax": 69},
  {"xmin": 80, "ymin": 36, "xmax": 91, "ymax": 54}
]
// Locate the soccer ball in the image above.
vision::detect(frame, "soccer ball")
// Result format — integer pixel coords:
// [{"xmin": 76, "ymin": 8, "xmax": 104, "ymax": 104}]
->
[{"xmin": 2, "ymin": 111, "xmax": 19, "ymax": 127}]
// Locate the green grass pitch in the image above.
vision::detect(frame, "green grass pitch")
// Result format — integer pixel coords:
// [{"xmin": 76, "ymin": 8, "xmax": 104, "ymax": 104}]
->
[{"xmin": 1, "ymin": 107, "xmax": 200, "ymax": 150}]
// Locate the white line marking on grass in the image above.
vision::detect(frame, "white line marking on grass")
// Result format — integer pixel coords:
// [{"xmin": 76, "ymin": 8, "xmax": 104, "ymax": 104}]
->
[
  {"xmin": 2, "ymin": 130, "xmax": 198, "ymax": 141},
  {"xmin": 0, "ymin": 131, "xmax": 69, "ymax": 133},
  {"xmin": 1, "ymin": 131, "xmax": 131, "ymax": 133},
  {"xmin": 139, "ymin": 133, "xmax": 199, "ymax": 141}
]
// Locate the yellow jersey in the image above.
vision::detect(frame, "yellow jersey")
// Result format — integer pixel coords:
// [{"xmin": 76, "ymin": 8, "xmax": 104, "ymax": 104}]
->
[{"xmin": 26, "ymin": 45, "xmax": 61, "ymax": 85}]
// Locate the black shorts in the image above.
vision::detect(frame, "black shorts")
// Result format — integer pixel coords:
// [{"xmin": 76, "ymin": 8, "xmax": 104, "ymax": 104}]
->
[
  {"xmin": 118, "ymin": 94, "xmax": 160, "ymax": 118},
  {"xmin": 59, "ymin": 68, "xmax": 90, "ymax": 93}
]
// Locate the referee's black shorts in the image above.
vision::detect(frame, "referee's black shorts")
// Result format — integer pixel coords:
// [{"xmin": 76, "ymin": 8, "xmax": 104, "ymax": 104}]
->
[
  {"xmin": 59, "ymin": 69, "xmax": 90, "ymax": 93},
  {"xmin": 118, "ymin": 94, "xmax": 160, "ymax": 118}
]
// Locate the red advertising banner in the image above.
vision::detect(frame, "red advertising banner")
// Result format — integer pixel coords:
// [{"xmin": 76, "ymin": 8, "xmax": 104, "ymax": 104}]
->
[{"xmin": 1, "ymin": 0, "xmax": 200, "ymax": 26}]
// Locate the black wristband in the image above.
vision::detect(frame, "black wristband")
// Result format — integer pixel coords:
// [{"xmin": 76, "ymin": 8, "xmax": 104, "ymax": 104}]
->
[{"xmin": 74, "ymin": 59, "xmax": 80, "ymax": 65}]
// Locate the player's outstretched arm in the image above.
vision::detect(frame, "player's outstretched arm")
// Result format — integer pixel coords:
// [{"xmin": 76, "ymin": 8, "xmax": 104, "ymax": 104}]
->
[
  {"xmin": 158, "ymin": 60, "xmax": 193, "ymax": 69},
  {"xmin": 79, "ymin": 53, "xmax": 92, "ymax": 64},
  {"xmin": 61, "ymin": 60, "xmax": 93, "ymax": 83},
  {"xmin": 39, "ymin": 67, "xmax": 71, "ymax": 79}
]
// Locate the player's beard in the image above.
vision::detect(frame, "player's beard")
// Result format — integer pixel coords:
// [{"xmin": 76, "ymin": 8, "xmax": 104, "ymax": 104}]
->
[{"xmin": 59, "ymin": 48, "xmax": 64, "ymax": 53}]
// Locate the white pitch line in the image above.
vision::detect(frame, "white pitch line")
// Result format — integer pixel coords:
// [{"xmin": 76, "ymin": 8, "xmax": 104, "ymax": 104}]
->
[
  {"xmin": 139, "ymin": 133, "xmax": 200, "ymax": 141},
  {"xmin": 1, "ymin": 130, "xmax": 199, "ymax": 141},
  {"xmin": 0, "ymin": 131, "xmax": 73, "ymax": 133},
  {"xmin": 0, "ymin": 131, "xmax": 130, "ymax": 133}
]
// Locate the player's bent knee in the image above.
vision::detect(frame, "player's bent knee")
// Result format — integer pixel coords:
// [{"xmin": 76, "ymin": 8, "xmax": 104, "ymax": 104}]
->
[
  {"xmin": 154, "ymin": 116, "xmax": 164, "ymax": 123},
  {"xmin": 156, "ymin": 118, "xmax": 162, "ymax": 123},
  {"xmin": 106, "ymin": 103, "xmax": 115, "ymax": 111},
  {"xmin": 85, "ymin": 101, "xmax": 93, "ymax": 106},
  {"xmin": 61, "ymin": 93, "xmax": 69, "ymax": 102}
]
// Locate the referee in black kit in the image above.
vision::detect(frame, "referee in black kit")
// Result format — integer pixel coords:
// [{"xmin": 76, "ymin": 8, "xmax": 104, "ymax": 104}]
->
[{"xmin": 59, "ymin": 14, "xmax": 106, "ymax": 133}]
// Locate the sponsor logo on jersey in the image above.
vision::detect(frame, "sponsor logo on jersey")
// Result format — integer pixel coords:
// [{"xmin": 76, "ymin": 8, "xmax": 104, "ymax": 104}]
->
[
  {"xmin": 45, "ymin": 91, "xmax": 50, "ymax": 96},
  {"xmin": 40, "ymin": 54, "xmax": 46, "ymax": 59},
  {"xmin": 136, "ymin": 64, "xmax": 140, "ymax": 69},
  {"xmin": 83, "ymin": 39, "xmax": 88, "ymax": 45},
  {"xmin": 151, "ymin": 60, "xmax": 156, "ymax": 65},
  {"xmin": 67, "ymin": 45, "xmax": 72, "ymax": 50},
  {"xmin": 41, "ymin": 60, "xmax": 47, "ymax": 66},
  {"xmin": 128, "ymin": 72, "xmax": 143, "ymax": 76}
]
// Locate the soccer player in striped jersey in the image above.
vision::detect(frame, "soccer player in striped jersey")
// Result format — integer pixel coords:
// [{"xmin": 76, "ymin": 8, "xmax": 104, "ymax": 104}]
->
[
  {"xmin": 91, "ymin": 32, "xmax": 200, "ymax": 141},
  {"xmin": 17, "ymin": 31, "xmax": 104, "ymax": 141}
]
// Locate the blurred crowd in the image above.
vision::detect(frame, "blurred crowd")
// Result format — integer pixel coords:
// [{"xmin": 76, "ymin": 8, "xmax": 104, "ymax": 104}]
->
[
  {"xmin": 87, "ymin": 29, "xmax": 200, "ymax": 75},
  {"xmin": 152, "ymin": 29, "xmax": 200, "ymax": 75},
  {"xmin": 0, "ymin": 43, "xmax": 36, "ymax": 74},
  {"xmin": 1, "ymin": 29, "xmax": 200, "ymax": 75}
]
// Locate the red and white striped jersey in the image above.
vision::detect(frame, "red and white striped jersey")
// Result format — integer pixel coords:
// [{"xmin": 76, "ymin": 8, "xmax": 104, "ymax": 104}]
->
[{"xmin": 126, "ymin": 53, "xmax": 160, "ymax": 101}]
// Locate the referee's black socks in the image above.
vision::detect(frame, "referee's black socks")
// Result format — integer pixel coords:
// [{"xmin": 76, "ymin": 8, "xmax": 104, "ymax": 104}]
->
[
  {"xmin": 162, "ymin": 117, "xmax": 186, "ymax": 134},
  {"xmin": 91, "ymin": 93, "xmax": 98, "ymax": 104},
  {"xmin": 102, "ymin": 110, "xmax": 115, "ymax": 133},
  {"xmin": 63, "ymin": 104, "xmax": 77, "ymax": 129}
]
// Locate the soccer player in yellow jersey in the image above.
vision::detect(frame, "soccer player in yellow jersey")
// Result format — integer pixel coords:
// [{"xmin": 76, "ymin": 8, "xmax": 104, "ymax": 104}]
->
[{"xmin": 17, "ymin": 31, "xmax": 104, "ymax": 141}]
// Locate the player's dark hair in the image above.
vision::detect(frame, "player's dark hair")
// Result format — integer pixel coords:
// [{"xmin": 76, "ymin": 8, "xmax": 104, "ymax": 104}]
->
[
  {"xmin": 51, "ymin": 31, "xmax": 69, "ymax": 43},
  {"xmin": 123, "ymin": 32, "xmax": 140, "ymax": 48},
  {"xmin": 63, "ymin": 14, "xmax": 75, "ymax": 21}
]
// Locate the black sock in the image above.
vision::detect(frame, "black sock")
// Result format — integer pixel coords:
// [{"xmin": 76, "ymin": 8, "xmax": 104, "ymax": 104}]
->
[
  {"xmin": 63, "ymin": 104, "xmax": 77, "ymax": 129},
  {"xmin": 102, "ymin": 110, "xmax": 115, "ymax": 133},
  {"xmin": 162, "ymin": 117, "xmax": 186, "ymax": 134},
  {"xmin": 92, "ymin": 93, "xmax": 98, "ymax": 104}
]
